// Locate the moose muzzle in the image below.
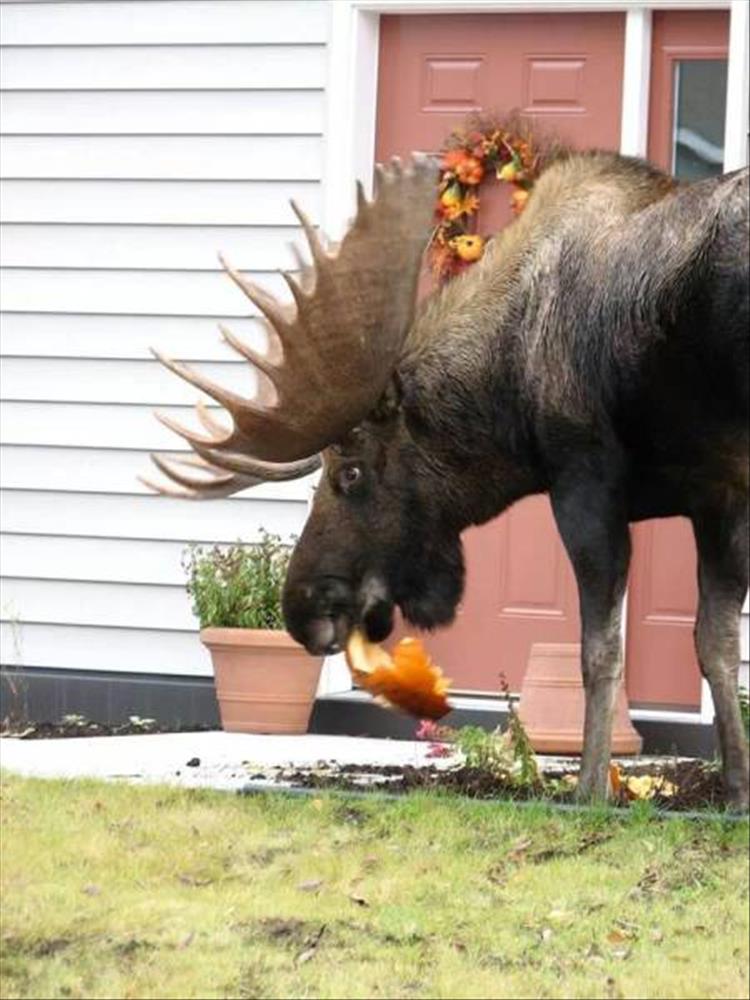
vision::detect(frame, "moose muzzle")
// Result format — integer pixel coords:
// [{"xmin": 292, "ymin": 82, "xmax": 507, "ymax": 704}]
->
[{"xmin": 283, "ymin": 572, "xmax": 395, "ymax": 656}]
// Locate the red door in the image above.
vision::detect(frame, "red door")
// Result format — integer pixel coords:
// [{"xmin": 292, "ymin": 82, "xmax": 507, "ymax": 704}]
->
[
  {"xmin": 625, "ymin": 9, "xmax": 729, "ymax": 709},
  {"xmin": 376, "ymin": 12, "xmax": 625, "ymax": 692}
]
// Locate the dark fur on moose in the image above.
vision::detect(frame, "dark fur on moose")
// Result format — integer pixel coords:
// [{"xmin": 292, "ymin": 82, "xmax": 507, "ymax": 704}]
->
[{"xmin": 146, "ymin": 149, "xmax": 749, "ymax": 808}]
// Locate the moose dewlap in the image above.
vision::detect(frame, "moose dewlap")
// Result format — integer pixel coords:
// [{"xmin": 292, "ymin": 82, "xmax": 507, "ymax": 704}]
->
[{"xmin": 345, "ymin": 629, "xmax": 452, "ymax": 720}]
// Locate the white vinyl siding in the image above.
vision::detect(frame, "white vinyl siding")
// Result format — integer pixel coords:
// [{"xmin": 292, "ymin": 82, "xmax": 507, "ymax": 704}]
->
[{"xmin": 0, "ymin": 0, "xmax": 326, "ymax": 678}]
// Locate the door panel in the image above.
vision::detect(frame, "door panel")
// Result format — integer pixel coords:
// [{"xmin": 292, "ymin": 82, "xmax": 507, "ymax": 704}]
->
[
  {"xmin": 627, "ymin": 519, "xmax": 701, "ymax": 708},
  {"xmin": 376, "ymin": 13, "xmax": 625, "ymax": 692}
]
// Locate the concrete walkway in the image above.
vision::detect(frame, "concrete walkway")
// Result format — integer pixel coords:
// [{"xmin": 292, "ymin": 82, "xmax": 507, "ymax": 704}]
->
[
  {"xmin": 0, "ymin": 731, "xmax": 451, "ymax": 792},
  {"xmin": 0, "ymin": 730, "xmax": 675, "ymax": 795}
]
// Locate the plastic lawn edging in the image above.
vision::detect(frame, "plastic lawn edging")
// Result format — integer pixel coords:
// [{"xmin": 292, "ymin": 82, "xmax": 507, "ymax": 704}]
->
[{"xmin": 236, "ymin": 779, "xmax": 749, "ymax": 823}]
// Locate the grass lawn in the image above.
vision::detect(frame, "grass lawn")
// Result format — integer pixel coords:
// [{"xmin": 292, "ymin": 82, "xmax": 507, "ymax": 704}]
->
[{"xmin": 1, "ymin": 773, "xmax": 748, "ymax": 1000}]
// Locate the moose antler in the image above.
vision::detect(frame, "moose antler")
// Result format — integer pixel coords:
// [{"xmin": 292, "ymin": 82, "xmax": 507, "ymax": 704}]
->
[{"xmin": 144, "ymin": 154, "xmax": 438, "ymax": 498}]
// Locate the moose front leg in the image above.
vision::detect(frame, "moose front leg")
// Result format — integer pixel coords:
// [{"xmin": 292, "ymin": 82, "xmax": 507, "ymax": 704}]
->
[
  {"xmin": 692, "ymin": 505, "xmax": 749, "ymax": 811},
  {"xmin": 551, "ymin": 467, "xmax": 631, "ymax": 801}
]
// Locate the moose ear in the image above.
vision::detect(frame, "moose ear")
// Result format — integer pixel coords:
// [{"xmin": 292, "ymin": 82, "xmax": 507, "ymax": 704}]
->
[{"xmin": 370, "ymin": 373, "xmax": 403, "ymax": 423}]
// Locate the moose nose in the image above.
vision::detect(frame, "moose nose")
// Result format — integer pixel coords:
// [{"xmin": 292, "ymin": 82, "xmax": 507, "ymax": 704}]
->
[{"xmin": 282, "ymin": 576, "xmax": 355, "ymax": 655}]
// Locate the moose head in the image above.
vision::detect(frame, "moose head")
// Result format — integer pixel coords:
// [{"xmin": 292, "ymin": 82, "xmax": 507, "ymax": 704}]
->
[{"xmin": 143, "ymin": 157, "xmax": 468, "ymax": 655}]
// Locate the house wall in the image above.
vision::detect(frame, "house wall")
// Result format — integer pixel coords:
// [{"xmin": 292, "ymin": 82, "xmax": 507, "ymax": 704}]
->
[
  {"xmin": 0, "ymin": 0, "xmax": 747, "ymax": 701},
  {"xmin": 0, "ymin": 0, "xmax": 327, "ymax": 679}
]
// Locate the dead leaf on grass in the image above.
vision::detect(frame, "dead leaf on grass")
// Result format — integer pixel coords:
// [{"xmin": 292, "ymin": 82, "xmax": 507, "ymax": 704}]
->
[
  {"xmin": 507, "ymin": 837, "xmax": 532, "ymax": 862},
  {"xmin": 607, "ymin": 929, "xmax": 628, "ymax": 944},
  {"xmin": 611, "ymin": 948, "xmax": 632, "ymax": 961},
  {"xmin": 178, "ymin": 873, "xmax": 213, "ymax": 887},
  {"xmin": 297, "ymin": 878, "xmax": 324, "ymax": 893},
  {"xmin": 612, "ymin": 919, "xmax": 639, "ymax": 940},
  {"xmin": 486, "ymin": 863, "xmax": 507, "ymax": 886},
  {"xmin": 295, "ymin": 924, "xmax": 326, "ymax": 965}
]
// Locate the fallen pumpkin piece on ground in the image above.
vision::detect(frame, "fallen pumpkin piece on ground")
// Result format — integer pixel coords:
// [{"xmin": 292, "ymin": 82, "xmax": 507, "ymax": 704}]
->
[
  {"xmin": 624, "ymin": 774, "xmax": 678, "ymax": 800},
  {"xmin": 345, "ymin": 629, "xmax": 452, "ymax": 720}
]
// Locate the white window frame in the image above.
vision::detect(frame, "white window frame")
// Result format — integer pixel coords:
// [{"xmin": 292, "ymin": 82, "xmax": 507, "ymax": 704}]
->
[{"xmin": 317, "ymin": 0, "xmax": 747, "ymax": 708}]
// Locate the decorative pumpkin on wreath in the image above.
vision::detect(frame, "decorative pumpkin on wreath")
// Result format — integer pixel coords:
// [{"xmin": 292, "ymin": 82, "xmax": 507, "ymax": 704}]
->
[{"xmin": 429, "ymin": 116, "xmax": 542, "ymax": 283}]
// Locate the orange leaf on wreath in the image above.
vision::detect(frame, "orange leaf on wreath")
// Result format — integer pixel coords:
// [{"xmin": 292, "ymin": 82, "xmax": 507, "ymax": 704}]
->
[
  {"xmin": 345, "ymin": 630, "xmax": 452, "ymax": 720},
  {"xmin": 454, "ymin": 156, "xmax": 484, "ymax": 185},
  {"xmin": 438, "ymin": 188, "xmax": 479, "ymax": 221},
  {"xmin": 510, "ymin": 188, "xmax": 530, "ymax": 214}
]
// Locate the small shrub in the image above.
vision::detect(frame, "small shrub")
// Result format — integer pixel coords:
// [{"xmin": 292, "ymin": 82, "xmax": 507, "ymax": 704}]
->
[
  {"xmin": 183, "ymin": 532, "xmax": 293, "ymax": 630},
  {"xmin": 416, "ymin": 676, "xmax": 542, "ymax": 792}
]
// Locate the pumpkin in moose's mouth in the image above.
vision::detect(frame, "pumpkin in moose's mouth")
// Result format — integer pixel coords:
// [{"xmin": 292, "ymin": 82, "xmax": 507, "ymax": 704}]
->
[{"xmin": 345, "ymin": 630, "xmax": 452, "ymax": 720}]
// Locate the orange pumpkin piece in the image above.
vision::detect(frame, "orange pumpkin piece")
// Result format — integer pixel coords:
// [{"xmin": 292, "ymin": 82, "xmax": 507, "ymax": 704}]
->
[
  {"xmin": 608, "ymin": 762, "xmax": 623, "ymax": 795},
  {"xmin": 345, "ymin": 630, "xmax": 452, "ymax": 720}
]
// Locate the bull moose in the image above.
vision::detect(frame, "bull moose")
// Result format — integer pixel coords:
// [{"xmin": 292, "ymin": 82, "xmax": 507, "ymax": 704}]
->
[{"xmin": 144, "ymin": 149, "xmax": 749, "ymax": 808}]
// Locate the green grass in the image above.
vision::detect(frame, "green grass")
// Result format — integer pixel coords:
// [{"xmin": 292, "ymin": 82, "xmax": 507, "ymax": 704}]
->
[{"xmin": 1, "ymin": 773, "xmax": 748, "ymax": 1000}]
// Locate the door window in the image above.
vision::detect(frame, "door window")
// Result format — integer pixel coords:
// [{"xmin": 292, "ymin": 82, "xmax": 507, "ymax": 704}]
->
[{"xmin": 672, "ymin": 59, "xmax": 727, "ymax": 179}]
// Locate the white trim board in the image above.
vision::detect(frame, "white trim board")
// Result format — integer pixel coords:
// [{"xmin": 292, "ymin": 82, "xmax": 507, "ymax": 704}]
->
[
  {"xmin": 323, "ymin": 688, "xmax": 708, "ymax": 725},
  {"xmin": 350, "ymin": 1, "xmax": 729, "ymax": 10}
]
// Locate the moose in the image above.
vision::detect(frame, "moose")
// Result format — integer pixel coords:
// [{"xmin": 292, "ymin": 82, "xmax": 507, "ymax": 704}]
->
[{"xmin": 145, "ymin": 148, "xmax": 749, "ymax": 808}]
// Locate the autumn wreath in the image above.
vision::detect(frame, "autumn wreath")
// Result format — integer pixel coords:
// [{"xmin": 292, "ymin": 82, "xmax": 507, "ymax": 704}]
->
[{"xmin": 428, "ymin": 115, "xmax": 543, "ymax": 283}]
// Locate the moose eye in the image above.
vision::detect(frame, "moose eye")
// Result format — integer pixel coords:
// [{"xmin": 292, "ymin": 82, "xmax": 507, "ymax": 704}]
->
[{"xmin": 338, "ymin": 464, "xmax": 363, "ymax": 493}]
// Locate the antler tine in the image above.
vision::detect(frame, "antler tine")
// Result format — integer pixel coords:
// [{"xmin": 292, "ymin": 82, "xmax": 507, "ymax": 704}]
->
[
  {"xmin": 355, "ymin": 180, "xmax": 370, "ymax": 215},
  {"xmin": 195, "ymin": 400, "xmax": 230, "ymax": 438},
  {"xmin": 373, "ymin": 162, "xmax": 387, "ymax": 196},
  {"xmin": 150, "ymin": 347, "xmax": 263, "ymax": 417},
  {"xmin": 217, "ymin": 322, "xmax": 278, "ymax": 380},
  {"xmin": 153, "ymin": 408, "xmax": 223, "ymax": 448},
  {"xmin": 138, "ymin": 471, "xmax": 250, "ymax": 501},
  {"xmin": 149, "ymin": 453, "xmax": 244, "ymax": 492},
  {"xmin": 148, "ymin": 152, "xmax": 439, "ymax": 475},
  {"xmin": 154, "ymin": 403, "xmax": 321, "ymax": 483},
  {"xmin": 279, "ymin": 270, "xmax": 309, "ymax": 311},
  {"xmin": 287, "ymin": 242, "xmax": 316, "ymax": 294},
  {"xmin": 218, "ymin": 253, "xmax": 295, "ymax": 332},
  {"xmin": 166, "ymin": 452, "xmax": 230, "ymax": 477},
  {"xmin": 188, "ymin": 440, "xmax": 321, "ymax": 481},
  {"xmin": 289, "ymin": 200, "xmax": 328, "ymax": 264}
]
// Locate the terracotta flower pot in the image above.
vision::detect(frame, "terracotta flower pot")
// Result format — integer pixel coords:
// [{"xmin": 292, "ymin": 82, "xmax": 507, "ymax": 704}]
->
[
  {"xmin": 200, "ymin": 628, "xmax": 324, "ymax": 734},
  {"xmin": 517, "ymin": 642, "xmax": 642, "ymax": 755}
]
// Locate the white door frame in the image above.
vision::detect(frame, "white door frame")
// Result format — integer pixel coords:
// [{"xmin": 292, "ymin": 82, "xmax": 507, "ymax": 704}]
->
[{"xmin": 317, "ymin": 0, "xmax": 747, "ymax": 706}]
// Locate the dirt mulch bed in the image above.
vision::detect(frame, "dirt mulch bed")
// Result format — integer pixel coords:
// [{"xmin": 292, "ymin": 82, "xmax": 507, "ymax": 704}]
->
[
  {"xmin": 1, "ymin": 720, "xmax": 212, "ymax": 740},
  {"xmin": 256, "ymin": 758, "xmax": 726, "ymax": 814}
]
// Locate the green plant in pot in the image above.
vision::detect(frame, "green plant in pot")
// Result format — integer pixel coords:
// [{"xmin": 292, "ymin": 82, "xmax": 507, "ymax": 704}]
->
[{"xmin": 184, "ymin": 532, "xmax": 323, "ymax": 734}]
